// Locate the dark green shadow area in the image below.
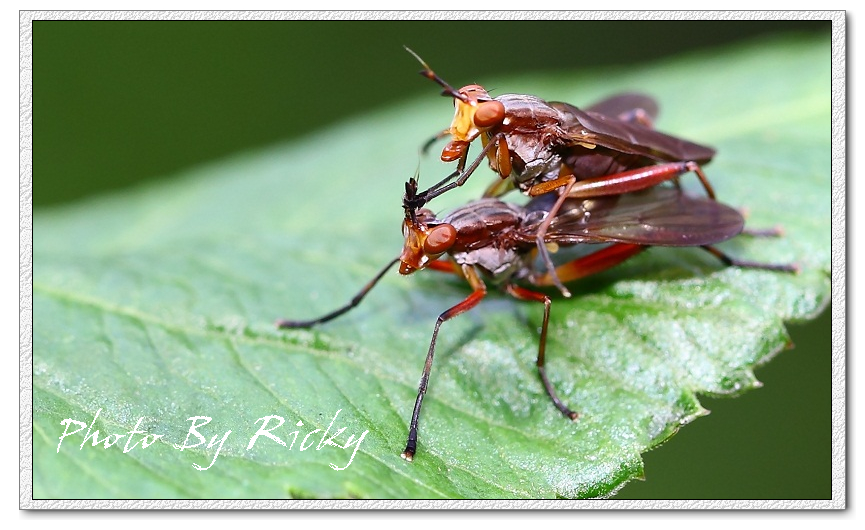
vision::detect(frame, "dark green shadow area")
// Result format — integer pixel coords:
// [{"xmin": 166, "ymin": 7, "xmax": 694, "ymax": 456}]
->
[{"xmin": 615, "ymin": 307, "xmax": 832, "ymax": 500}]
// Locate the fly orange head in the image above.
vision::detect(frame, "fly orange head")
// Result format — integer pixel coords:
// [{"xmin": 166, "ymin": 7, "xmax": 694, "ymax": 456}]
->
[
  {"xmin": 399, "ymin": 210, "xmax": 456, "ymax": 275},
  {"xmin": 442, "ymin": 84, "xmax": 505, "ymax": 162},
  {"xmin": 403, "ymin": 48, "xmax": 505, "ymax": 163}
]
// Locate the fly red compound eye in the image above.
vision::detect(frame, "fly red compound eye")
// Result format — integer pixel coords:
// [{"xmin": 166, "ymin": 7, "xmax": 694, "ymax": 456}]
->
[
  {"xmin": 474, "ymin": 100, "xmax": 505, "ymax": 128},
  {"xmin": 423, "ymin": 223, "xmax": 456, "ymax": 255}
]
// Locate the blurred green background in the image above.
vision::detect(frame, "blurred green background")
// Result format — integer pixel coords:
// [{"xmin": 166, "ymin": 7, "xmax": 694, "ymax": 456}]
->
[{"xmin": 32, "ymin": 19, "xmax": 833, "ymax": 499}]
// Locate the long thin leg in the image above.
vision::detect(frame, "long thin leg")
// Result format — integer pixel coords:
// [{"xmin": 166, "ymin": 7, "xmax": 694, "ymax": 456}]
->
[
  {"xmin": 531, "ymin": 174, "xmax": 577, "ymax": 298},
  {"xmin": 733, "ymin": 206, "xmax": 786, "ymax": 238},
  {"xmin": 402, "ymin": 266, "xmax": 487, "ymax": 462},
  {"xmin": 525, "ymin": 162, "xmax": 717, "ymax": 295},
  {"xmin": 505, "ymin": 284, "xmax": 579, "ymax": 420},
  {"xmin": 564, "ymin": 161, "xmax": 716, "ymax": 200},
  {"xmin": 701, "ymin": 245, "xmax": 799, "ymax": 273},
  {"xmin": 276, "ymin": 258, "xmax": 399, "ymax": 329},
  {"xmin": 532, "ymin": 242, "xmax": 796, "ymax": 287},
  {"xmin": 532, "ymin": 243, "xmax": 646, "ymax": 287}
]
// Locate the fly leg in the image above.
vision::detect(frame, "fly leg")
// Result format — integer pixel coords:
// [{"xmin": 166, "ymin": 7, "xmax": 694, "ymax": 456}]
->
[
  {"xmin": 701, "ymin": 245, "xmax": 799, "ymax": 273},
  {"xmin": 505, "ymin": 284, "xmax": 578, "ymax": 420},
  {"xmin": 527, "ymin": 162, "xmax": 665, "ymax": 298},
  {"xmin": 276, "ymin": 257, "xmax": 399, "ymax": 328},
  {"xmin": 417, "ymin": 132, "xmax": 505, "ymax": 205},
  {"xmin": 425, "ymin": 258, "xmax": 459, "ymax": 274},
  {"xmin": 402, "ymin": 265, "xmax": 487, "ymax": 462},
  {"xmin": 531, "ymin": 243, "xmax": 647, "ymax": 287},
  {"xmin": 526, "ymin": 170, "xmax": 578, "ymax": 298},
  {"xmin": 733, "ymin": 205, "xmax": 786, "ymax": 238},
  {"xmin": 565, "ymin": 161, "xmax": 717, "ymax": 200}
]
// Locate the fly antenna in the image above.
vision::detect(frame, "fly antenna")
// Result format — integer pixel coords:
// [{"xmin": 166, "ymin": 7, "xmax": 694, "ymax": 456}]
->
[{"xmin": 404, "ymin": 46, "xmax": 467, "ymax": 103}]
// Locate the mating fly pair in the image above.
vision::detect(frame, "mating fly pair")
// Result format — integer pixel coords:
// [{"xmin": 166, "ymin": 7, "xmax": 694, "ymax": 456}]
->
[
  {"xmin": 279, "ymin": 178, "xmax": 795, "ymax": 461},
  {"xmin": 403, "ymin": 47, "xmax": 721, "ymax": 297},
  {"xmin": 277, "ymin": 51, "xmax": 797, "ymax": 462}
]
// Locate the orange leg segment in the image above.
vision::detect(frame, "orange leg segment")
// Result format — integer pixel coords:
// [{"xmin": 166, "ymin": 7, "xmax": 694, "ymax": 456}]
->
[
  {"xmin": 533, "ymin": 243, "xmax": 646, "ymax": 287},
  {"xmin": 568, "ymin": 161, "xmax": 716, "ymax": 200},
  {"xmin": 426, "ymin": 258, "xmax": 459, "ymax": 274},
  {"xmin": 402, "ymin": 266, "xmax": 487, "ymax": 462}
]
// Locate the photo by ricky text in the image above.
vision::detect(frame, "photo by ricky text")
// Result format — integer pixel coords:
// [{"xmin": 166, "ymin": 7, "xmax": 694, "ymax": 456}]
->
[{"xmin": 55, "ymin": 408, "xmax": 369, "ymax": 471}]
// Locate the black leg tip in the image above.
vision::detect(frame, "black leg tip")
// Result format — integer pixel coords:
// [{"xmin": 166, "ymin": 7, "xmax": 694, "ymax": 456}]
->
[{"xmin": 275, "ymin": 319, "xmax": 308, "ymax": 329}]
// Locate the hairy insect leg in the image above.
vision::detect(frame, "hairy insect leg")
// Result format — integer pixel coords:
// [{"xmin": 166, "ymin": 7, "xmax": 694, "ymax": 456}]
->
[
  {"xmin": 505, "ymin": 284, "xmax": 579, "ymax": 420},
  {"xmin": 275, "ymin": 258, "xmax": 399, "ymax": 329},
  {"xmin": 402, "ymin": 265, "xmax": 487, "ymax": 462},
  {"xmin": 566, "ymin": 161, "xmax": 717, "ymax": 200},
  {"xmin": 533, "ymin": 243, "xmax": 647, "ymax": 286},
  {"xmin": 701, "ymin": 245, "xmax": 799, "ymax": 273},
  {"xmin": 415, "ymin": 167, "xmax": 462, "ymax": 207}
]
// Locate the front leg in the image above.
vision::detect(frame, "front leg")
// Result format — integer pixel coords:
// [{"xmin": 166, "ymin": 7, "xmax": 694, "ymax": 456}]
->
[
  {"xmin": 402, "ymin": 265, "xmax": 487, "ymax": 462},
  {"xmin": 418, "ymin": 132, "xmax": 506, "ymax": 204}
]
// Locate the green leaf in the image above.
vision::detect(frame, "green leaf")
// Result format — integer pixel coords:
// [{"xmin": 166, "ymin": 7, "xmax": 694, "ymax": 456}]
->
[{"xmin": 33, "ymin": 35, "xmax": 831, "ymax": 499}]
